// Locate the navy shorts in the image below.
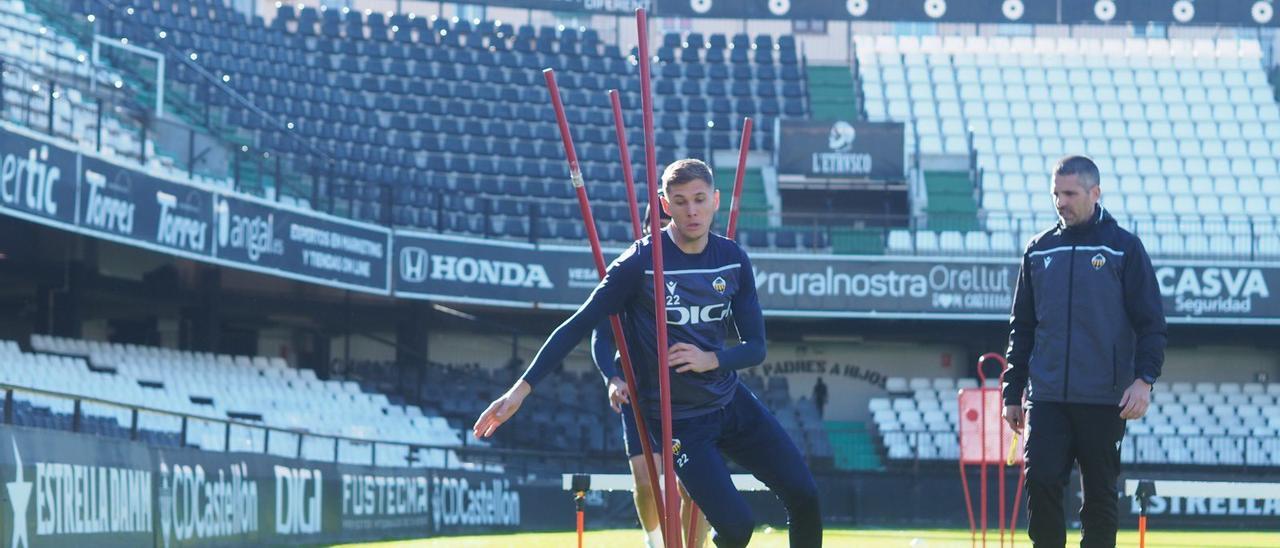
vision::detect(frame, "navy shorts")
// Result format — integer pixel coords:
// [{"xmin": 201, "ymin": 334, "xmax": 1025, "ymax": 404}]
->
[
  {"xmin": 620, "ymin": 403, "xmax": 646, "ymax": 458},
  {"xmin": 646, "ymin": 384, "xmax": 823, "ymax": 548}
]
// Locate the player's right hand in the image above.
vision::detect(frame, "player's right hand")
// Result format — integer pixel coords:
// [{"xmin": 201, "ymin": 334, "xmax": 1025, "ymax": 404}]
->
[
  {"xmin": 473, "ymin": 381, "xmax": 531, "ymax": 439},
  {"xmin": 1003, "ymin": 405, "xmax": 1025, "ymax": 433},
  {"xmin": 607, "ymin": 376, "xmax": 630, "ymax": 413}
]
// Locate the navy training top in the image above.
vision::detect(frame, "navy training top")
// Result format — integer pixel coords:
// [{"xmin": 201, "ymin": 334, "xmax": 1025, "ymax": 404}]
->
[{"xmin": 520, "ymin": 229, "xmax": 766, "ymax": 420}]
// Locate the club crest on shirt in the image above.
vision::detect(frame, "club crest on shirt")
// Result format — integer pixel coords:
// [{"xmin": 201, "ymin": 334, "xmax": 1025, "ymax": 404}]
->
[
  {"xmin": 1091, "ymin": 253, "xmax": 1106, "ymax": 270},
  {"xmin": 671, "ymin": 438, "xmax": 682, "ymax": 454},
  {"xmin": 712, "ymin": 276, "xmax": 727, "ymax": 293}
]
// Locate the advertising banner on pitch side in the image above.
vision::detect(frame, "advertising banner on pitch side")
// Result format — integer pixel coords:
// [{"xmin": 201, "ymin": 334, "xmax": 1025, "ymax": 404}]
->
[
  {"xmin": 0, "ymin": 427, "xmax": 154, "ymax": 548},
  {"xmin": 4, "ymin": 126, "xmax": 1277, "ymax": 323},
  {"xmin": 389, "ymin": 233, "xmax": 1017, "ymax": 318},
  {"xmin": 211, "ymin": 193, "xmax": 391, "ymax": 293},
  {"xmin": 390, "ymin": 232, "xmax": 1280, "ymax": 323},
  {"xmin": 79, "ymin": 156, "xmax": 216, "ymax": 259},
  {"xmin": 0, "ymin": 127, "xmax": 79, "ymax": 228},
  {"xmin": 334, "ymin": 464, "xmax": 431, "ymax": 542},
  {"xmin": 0, "ymin": 125, "xmax": 391, "ymax": 294},
  {"xmin": 151, "ymin": 448, "xmax": 268, "ymax": 548}
]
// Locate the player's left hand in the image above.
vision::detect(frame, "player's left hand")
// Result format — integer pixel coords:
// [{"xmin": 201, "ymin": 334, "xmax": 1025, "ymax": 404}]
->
[
  {"xmin": 668, "ymin": 342, "xmax": 719, "ymax": 374},
  {"xmin": 473, "ymin": 381, "xmax": 530, "ymax": 439},
  {"xmin": 1118, "ymin": 378, "xmax": 1152, "ymax": 420},
  {"xmin": 606, "ymin": 376, "xmax": 630, "ymax": 412}
]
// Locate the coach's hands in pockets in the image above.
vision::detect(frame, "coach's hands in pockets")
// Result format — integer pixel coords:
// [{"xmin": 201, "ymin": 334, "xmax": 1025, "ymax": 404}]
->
[
  {"xmin": 473, "ymin": 380, "xmax": 531, "ymax": 439},
  {"xmin": 607, "ymin": 376, "xmax": 630, "ymax": 412},
  {"xmin": 668, "ymin": 343, "xmax": 719, "ymax": 374}
]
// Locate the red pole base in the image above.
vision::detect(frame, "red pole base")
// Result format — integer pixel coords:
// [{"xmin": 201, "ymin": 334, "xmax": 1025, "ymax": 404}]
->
[
  {"xmin": 577, "ymin": 509, "xmax": 585, "ymax": 548},
  {"xmin": 686, "ymin": 503, "xmax": 701, "ymax": 547}
]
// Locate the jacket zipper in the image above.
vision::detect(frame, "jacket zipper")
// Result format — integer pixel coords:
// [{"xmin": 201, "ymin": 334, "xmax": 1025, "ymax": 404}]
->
[{"xmin": 1064, "ymin": 246, "xmax": 1076, "ymax": 401}]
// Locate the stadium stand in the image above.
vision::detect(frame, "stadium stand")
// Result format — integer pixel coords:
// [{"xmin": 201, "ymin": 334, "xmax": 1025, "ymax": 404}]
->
[
  {"xmin": 38, "ymin": 0, "xmax": 822, "ymax": 248},
  {"xmin": 740, "ymin": 374, "xmax": 838, "ymax": 464},
  {"xmin": 14, "ymin": 335, "xmax": 465, "ymax": 467},
  {"xmin": 3, "ymin": 0, "xmax": 306, "ymax": 211},
  {"xmin": 335, "ymin": 359, "xmax": 845, "ymax": 465},
  {"xmin": 0, "ymin": 0, "xmax": 163, "ymax": 169},
  {"xmin": 651, "ymin": 30, "xmax": 808, "ymax": 248},
  {"xmin": 20, "ymin": 1, "xmax": 1275, "ymax": 260},
  {"xmin": 871, "ymin": 376, "xmax": 1280, "ymax": 467},
  {"xmin": 870, "ymin": 377, "xmax": 973, "ymax": 461},
  {"xmin": 0, "ymin": 339, "xmax": 172, "ymax": 442},
  {"xmin": 860, "ymin": 35, "xmax": 1280, "ymax": 258},
  {"xmin": 336, "ymin": 358, "xmax": 626, "ymax": 456},
  {"xmin": 651, "ymin": 30, "xmax": 802, "ymax": 153}
]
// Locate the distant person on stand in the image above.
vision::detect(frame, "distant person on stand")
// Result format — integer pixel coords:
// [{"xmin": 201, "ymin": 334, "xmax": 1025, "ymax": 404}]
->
[{"xmin": 813, "ymin": 377, "xmax": 828, "ymax": 419}]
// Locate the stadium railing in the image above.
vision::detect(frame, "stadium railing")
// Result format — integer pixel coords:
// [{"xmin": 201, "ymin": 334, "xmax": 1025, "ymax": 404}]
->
[
  {"xmin": 877, "ymin": 430, "xmax": 1280, "ymax": 473},
  {"xmin": 0, "ymin": 380, "xmax": 617, "ymax": 477}
]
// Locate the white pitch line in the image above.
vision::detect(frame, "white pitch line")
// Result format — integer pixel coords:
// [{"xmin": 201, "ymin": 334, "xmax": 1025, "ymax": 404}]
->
[{"xmin": 563, "ymin": 473, "xmax": 768, "ymax": 492}]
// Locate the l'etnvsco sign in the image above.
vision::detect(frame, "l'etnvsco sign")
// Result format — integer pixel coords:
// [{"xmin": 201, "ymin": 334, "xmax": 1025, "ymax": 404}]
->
[{"xmin": 777, "ymin": 120, "xmax": 905, "ymax": 181}]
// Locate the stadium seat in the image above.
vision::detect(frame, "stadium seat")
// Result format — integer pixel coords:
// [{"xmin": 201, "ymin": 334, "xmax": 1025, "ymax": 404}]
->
[
  {"xmin": 19, "ymin": 336, "xmax": 465, "ymax": 465},
  {"xmin": 22, "ymin": 0, "xmax": 814, "ymax": 247},
  {"xmin": 859, "ymin": 34, "xmax": 1280, "ymax": 257}
]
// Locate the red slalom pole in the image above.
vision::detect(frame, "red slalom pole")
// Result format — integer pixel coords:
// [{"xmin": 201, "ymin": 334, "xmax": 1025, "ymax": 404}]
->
[
  {"xmin": 725, "ymin": 117, "xmax": 753, "ymax": 240},
  {"xmin": 1010, "ymin": 458, "xmax": 1026, "ymax": 547},
  {"xmin": 605, "ymin": 87, "xmax": 669, "ymax": 528},
  {"xmin": 544, "ymin": 68, "xmax": 670, "ymax": 539},
  {"xmin": 1007, "ymin": 370, "xmax": 1028, "ymax": 548},
  {"xmin": 961, "ymin": 457, "xmax": 977, "ymax": 548},
  {"xmin": 637, "ymin": 8, "xmax": 682, "ymax": 548},
  {"xmin": 981, "ymin": 405, "xmax": 988, "ymax": 546},
  {"xmin": 576, "ymin": 489, "xmax": 586, "ymax": 548},
  {"xmin": 609, "ymin": 89, "xmax": 644, "ymax": 241},
  {"xmin": 683, "ymin": 117, "xmax": 755, "ymax": 546},
  {"xmin": 998, "ymin": 414, "xmax": 1008, "ymax": 548},
  {"xmin": 685, "ymin": 502, "xmax": 700, "ymax": 547}
]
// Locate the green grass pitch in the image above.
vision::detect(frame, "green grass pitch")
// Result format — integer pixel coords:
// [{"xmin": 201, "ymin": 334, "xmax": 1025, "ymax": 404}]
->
[{"xmin": 334, "ymin": 527, "xmax": 1276, "ymax": 547}]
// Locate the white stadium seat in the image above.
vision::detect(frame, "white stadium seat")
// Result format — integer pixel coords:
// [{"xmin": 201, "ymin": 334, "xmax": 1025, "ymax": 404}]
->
[
  {"xmin": 6, "ymin": 337, "xmax": 465, "ymax": 467},
  {"xmin": 859, "ymin": 35, "xmax": 1280, "ymax": 257}
]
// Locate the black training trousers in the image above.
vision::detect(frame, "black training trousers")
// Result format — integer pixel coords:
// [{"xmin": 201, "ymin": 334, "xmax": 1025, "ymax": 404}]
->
[{"xmin": 1024, "ymin": 401, "xmax": 1126, "ymax": 548}]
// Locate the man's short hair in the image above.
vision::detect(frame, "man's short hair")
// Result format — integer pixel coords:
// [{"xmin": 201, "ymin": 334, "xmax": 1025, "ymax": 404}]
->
[
  {"xmin": 1053, "ymin": 155, "xmax": 1100, "ymax": 190},
  {"xmin": 661, "ymin": 159, "xmax": 714, "ymax": 193}
]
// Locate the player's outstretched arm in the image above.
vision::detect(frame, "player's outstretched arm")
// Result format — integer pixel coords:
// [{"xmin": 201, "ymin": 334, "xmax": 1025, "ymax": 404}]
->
[
  {"xmin": 473, "ymin": 244, "xmax": 643, "ymax": 439},
  {"xmin": 473, "ymin": 380, "xmax": 532, "ymax": 438},
  {"xmin": 473, "ymin": 307, "xmax": 604, "ymax": 440}
]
